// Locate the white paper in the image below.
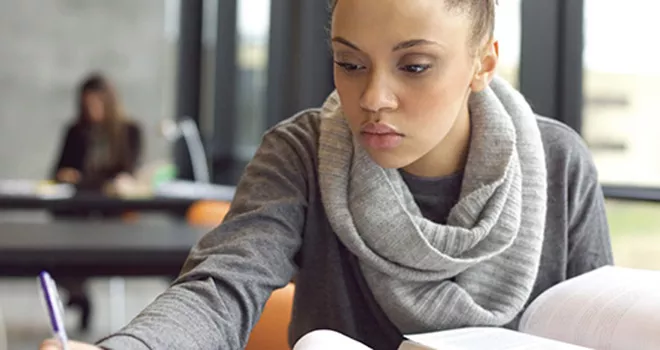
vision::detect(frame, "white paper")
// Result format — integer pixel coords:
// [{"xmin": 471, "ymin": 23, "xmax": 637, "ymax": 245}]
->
[
  {"xmin": 400, "ymin": 327, "xmax": 590, "ymax": 350},
  {"xmin": 519, "ymin": 266, "xmax": 660, "ymax": 350},
  {"xmin": 293, "ymin": 330, "xmax": 373, "ymax": 350}
]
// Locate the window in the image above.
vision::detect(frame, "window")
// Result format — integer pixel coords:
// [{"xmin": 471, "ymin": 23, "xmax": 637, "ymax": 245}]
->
[
  {"xmin": 582, "ymin": 0, "xmax": 660, "ymax": 269},
  {"xmin": 234, "ymin": 0, "xmax": 271, "ymax": 162},
  {"xmin": 495, "ymin": 0, "xmax": 521, "ymax": 88},
  {"xmin": 202, "ymin": 0, "xmax": 271, "ymax": 175},
  {"xmin": 200, "ymin": 0, "xmax": 219, "ymax": 140},
  {"xmin": 606, "ymin": 200, "xmax": 660, "ymax": 270},
  {"xmin": 582, "ymin": 0, "xmax": 660, "ymax": 187}
]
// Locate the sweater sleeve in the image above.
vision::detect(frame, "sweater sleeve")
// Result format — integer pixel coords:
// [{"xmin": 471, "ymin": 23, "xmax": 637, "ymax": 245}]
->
[
  {"xmin": 51, "ymin": 125, "xmax": 81, "ymax": 178},
  {"xmin": 565, "ymin": 131, "xmax": 614, "ymax": 278},
  {"xmin": 96, "ymin": 127, "xmax": 309, "ymax": 350},
  {"xmin": 124, "ymin": 121, "xmax": 143, "ymax": 174}
]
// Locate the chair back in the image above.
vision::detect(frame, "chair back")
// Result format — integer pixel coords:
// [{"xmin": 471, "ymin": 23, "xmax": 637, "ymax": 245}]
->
[
  {"xmin": 245, "ymin": 283, "xmax": 295, "ymax": 350},
  {"xmin": 185, "ymin": 200, "xmax": 230, "ymax": 227}
]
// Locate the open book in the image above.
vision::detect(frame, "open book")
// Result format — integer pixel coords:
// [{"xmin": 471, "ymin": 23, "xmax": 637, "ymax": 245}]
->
[
  {"xmin": 400, "ymin": 266, "xmax": 660, "ymax": 350},
  {"xmin": 293, "ymin": 266, "xmax": 660, "ymax": 350}
]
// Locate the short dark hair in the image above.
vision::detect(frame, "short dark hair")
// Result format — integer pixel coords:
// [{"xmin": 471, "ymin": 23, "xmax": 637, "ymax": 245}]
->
[{"xmin": 329, "ymin": 0, "xmax": 498, "ymax": 49}]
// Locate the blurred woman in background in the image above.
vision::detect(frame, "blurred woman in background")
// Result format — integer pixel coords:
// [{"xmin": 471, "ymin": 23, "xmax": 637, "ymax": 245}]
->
[
  {"xmin": 50, "ymin": 72, "xmax": 142, "ymax": 331},
  {"xmin": 52, "ymin": 72, "xmax": 142, "ymax": 193}
]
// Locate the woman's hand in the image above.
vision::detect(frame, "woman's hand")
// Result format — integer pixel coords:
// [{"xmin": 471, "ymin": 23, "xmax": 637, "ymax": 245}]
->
[
  {"xmin": 55, "ymin": 168, "xmax": 81, "ymax": 184},
  {"xmin": 107, "ymin": 172, "xmax": 150, "ymax": 198},
  {"xmin": 39, "ymin": 339, "xmax": 102, "ymax": 350}
]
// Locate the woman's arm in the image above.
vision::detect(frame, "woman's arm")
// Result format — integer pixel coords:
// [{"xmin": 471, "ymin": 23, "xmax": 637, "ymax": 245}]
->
[
  {"xmin": 565, "ymin": 138, "xmax": 614, "ymax": 278},
  {"xmin": 52, "ymin": 125, "xmax": 83, "ymax": 183},
  {"xmin": 124, "ymin": 122, "xmax": 142, "ymax": 174},
  {"xmin": 96, "ymin": 126, "xmax": 309, "ymax": 349}
]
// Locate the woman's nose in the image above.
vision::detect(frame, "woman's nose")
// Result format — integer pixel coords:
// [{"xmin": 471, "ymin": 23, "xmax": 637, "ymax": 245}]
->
[{"xmin": 359, "ymin": 72, "xmax": 397, "ymax": 113}]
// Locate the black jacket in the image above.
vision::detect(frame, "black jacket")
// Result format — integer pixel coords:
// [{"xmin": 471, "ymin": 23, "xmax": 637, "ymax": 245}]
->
[{"xmin": 52, "ymin": 121, "xmax": 142, "ymax": 190}]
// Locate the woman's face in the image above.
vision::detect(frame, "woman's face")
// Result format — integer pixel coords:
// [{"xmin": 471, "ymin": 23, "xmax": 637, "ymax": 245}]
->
[
  {"xmin": 331, "ymin": 0, "xmax": 497, "ymax": 176},
  {"xmin": 83, "ymin": 91, "xmax": 105, "ymax": 123}
]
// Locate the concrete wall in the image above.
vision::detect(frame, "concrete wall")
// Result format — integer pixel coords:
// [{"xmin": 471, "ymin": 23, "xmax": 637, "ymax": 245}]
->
[{"xmin": 0, "ymin": 0, "xmax": 177, "ymax": 179}]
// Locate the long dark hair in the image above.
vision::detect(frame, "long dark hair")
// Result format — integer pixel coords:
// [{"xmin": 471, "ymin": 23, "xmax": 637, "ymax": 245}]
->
[{"xmin": 75, "ymin": 72, "xmax": 133, "ymax": 171}]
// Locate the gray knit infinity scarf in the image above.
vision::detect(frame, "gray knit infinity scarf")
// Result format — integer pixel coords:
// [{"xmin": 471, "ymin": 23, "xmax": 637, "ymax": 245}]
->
[{"xmin": 318, "ymin": 76, "xmax": 547, "ymax": 334}]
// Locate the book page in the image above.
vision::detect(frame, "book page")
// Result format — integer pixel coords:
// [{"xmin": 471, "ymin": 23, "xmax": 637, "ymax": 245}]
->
[
  {"xmin": 399, "ymin": 327, "xmax": 590, "ymax": 350},
  {"xmin": 293, "ymin": 329, "xmax": 373, "ymax": 350},
  {"xmin": 519, "ymin": 266, "xmax": 660, "ymax": 350}
]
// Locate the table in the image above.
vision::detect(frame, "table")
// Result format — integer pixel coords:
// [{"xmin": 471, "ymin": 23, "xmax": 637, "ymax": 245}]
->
[
  {"xmin": 0, "ymin": 220, "xmax": 210, "ymax": 330},
  {"xmin": 0, "ymin": 193, "xmax": 198, "ymax": 214},
  {"xmin": 0, "ymin": 220, "xmax": 208, "ymax": 278},
  {"xmin": 0, "ymin": 180, "xmax": 236, "ymax": 214}
]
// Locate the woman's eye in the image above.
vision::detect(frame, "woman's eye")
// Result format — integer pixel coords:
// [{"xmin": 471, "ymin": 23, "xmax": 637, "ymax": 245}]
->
[
  {"xmin": 400, "ymin": 64, "xmax": 432, "ymax": 74},
  {"xmin": 334, "ymin": 61, "xmax": 365, "ymax": 72}
]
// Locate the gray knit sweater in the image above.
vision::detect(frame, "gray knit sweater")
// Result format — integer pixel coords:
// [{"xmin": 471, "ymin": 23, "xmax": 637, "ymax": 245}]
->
[{"xmin": 97, "ymin": 111, "xmax": 613, "ymax": 350}]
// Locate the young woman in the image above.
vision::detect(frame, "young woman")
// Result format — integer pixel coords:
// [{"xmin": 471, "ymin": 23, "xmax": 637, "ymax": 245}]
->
[
  {"xmin": 52, "ymin": 73, "xmax": 142, "ymax": 194},
  {"xmin": 49, "ymin": 73, "xmax": 142, "ymax": 332},
  {"xmin": 42, "ymin": 1, "xmax": 612, "ymax": 349}
]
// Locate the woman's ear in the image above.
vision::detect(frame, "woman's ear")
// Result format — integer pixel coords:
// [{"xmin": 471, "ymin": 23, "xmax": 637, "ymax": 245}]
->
[{"xmin": 470, "ymin": 40, "xmax": 499, "ymax": 92}]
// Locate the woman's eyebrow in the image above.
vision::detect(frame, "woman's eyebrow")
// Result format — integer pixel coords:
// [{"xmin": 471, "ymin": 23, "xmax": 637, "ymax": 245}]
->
[
  {"xmin": 331, "ymin": 36, "xmax": 442, "ymax": 52},
  {"xmin": 392, "ymin": 39, "xmax": 442, "ymax": 51},
  {"xmin": 331, "ymin": 36, "xmax": 362, "ymax": 52}
]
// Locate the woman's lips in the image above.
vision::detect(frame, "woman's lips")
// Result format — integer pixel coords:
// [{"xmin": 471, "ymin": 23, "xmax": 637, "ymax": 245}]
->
[{"xmin": 360, "ymin": 123, "xmax": 404, "ymax": 150}]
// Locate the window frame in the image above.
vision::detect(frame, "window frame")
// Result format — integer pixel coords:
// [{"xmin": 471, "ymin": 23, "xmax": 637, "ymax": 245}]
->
[
  {"xmin": 519, "ymin": 0, "xmax": 584, "ymax": 134},
  {"xmin": 520, "ymin": 0, "xmax": 654, "ymax": 202},
  {"xmin": 173, "ymin": 0, "xmax": 203, "ymax": 182},
  {"xmin": 204, "ymin": 0, "xmax": 333, "ymax": 184}
]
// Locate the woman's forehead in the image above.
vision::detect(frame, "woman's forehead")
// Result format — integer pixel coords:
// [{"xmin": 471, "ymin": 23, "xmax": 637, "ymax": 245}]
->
[{"xmin": 331, "ymin": 0, "xmax": 471, "ymax": 52}]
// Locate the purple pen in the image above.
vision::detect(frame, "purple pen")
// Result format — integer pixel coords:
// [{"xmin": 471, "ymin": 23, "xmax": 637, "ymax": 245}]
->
[{"xmin": 38, "ymin": 271, "xmax": 70, "ymax": 350}]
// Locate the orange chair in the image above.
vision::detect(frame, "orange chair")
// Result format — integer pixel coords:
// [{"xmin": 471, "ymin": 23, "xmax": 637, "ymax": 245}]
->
[
  {"xmin": 245, "ymin": 283, "xmax": 296, "ymax": 350},
  {"xmin": 185, "ymin": 200, "xmax": 231, "ymax": 227},
  {"xmin": 187, "ymin": 201, "xmax": 295, "ymax": 349},
  {"xmin": 121, "ymin": 211, "xmax": 140, "ymax": 222}
]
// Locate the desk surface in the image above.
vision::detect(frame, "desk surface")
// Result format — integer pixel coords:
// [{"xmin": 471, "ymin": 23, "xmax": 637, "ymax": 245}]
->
[
  {"xmin": 0, "ymin": 193, "xmax": 198, "ymax": 213},
  {"xmin": 0, "ymin": 220, "xmax": 209, "ymax": 278},
  {"xmin": 0, "ymin": 180, "xmax": 236, "ymax": 212}
]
